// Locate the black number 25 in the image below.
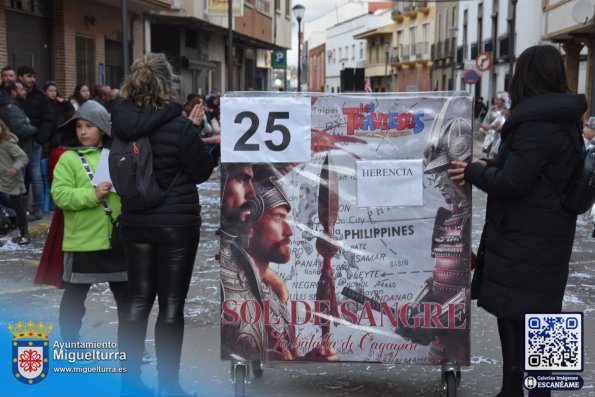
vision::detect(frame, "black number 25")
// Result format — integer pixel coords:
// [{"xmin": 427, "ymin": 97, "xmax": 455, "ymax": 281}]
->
[{"xmin": 233, "ymin": 111, "xmax": 291, "ymax": 152}]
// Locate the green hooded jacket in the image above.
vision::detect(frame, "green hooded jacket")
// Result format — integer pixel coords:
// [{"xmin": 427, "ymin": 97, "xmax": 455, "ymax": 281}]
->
[{"xmin": 51, "ymin": 147, "xmax": 121, "ymax": 252}]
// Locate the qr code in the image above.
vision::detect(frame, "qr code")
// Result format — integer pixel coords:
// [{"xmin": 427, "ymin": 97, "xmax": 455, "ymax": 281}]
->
[{"xmin": 525, "ymin": 313, "xmax": 583, "ymax": 371}]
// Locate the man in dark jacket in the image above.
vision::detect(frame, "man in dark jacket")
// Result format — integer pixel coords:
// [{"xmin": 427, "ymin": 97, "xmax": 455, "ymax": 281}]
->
[
  {"xmin": 1, "ymin": 66, "xmax": 16, "ymax": 93},
  {"xmin": 17, "ymin": 66, "xmax": 52, "ymax": 219},
  {"xmin": 95, "ymin": 84, "xmax": 113, "ymax": 112},
  {"xmin": 17, "ymin": 66, "xmax": 52, "ymax": 145},
  {"xmin": 0, "ymin": 82, "xmax": 37, "ymax": 160}
]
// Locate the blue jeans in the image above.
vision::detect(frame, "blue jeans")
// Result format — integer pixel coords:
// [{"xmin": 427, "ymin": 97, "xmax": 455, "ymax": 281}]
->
[
  {"xmin": 30, "ymin": 145, "xmax": 43, "ymax": 210},
  {"xmin": 0, "ymin": 192, "xmax": 10, "ymax": 207}
]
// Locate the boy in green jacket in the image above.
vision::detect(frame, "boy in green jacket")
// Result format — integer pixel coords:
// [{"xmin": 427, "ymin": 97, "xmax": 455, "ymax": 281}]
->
[{"xmin": 51, "ymin": 100, "xmax": 128, "ymax": 342}]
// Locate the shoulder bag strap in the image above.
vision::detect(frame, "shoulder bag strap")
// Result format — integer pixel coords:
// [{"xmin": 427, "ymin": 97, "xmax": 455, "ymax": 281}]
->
[
  {"xmin": 77, "ymin": 152, "xmax": 114, "ymax": 222},
  {"xmin": 137, "ymin": 137, "xmax": 182, "ymax": 196}
]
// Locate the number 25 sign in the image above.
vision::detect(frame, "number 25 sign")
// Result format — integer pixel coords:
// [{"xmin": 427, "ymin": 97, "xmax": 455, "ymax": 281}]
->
[{"xmin": 221, "ymin": 96, "xmax": 312, "ymax": 163}]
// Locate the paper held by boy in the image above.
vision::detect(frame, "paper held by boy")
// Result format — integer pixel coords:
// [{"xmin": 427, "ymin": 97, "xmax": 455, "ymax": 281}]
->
[{"xmin": 92, "ymin": 149, "xmax": 116, "ymax": 192}]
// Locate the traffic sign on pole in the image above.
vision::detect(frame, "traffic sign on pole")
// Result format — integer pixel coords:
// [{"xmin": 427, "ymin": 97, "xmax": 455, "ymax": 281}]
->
[
  {"xmin": 272, "ymin": 50, "xmax": 287, "ymax": 69},
  {"xmin": 476, "ymin": 52, "xmax": 492, "ymax": 72},
  {"xmin": 463, "ymin": 70, "xmax": 480, "ymax": 85},
  {"xmin": 464, "ymin": 60, "xmax": 478, "ymax": 71}
]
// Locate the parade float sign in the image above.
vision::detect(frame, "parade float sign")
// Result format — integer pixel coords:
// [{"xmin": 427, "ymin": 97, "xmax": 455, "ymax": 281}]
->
[{"xmin": 220, "ymin": 92, "xmax": 473, "ymax": 365}]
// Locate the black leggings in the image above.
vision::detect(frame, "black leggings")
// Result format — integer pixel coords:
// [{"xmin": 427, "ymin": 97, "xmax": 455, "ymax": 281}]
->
[
  {"xmin": 497, "ymin": 318, "xmax": 551, "ymax": 397},
  {"xmin": 9, "ymin": 195, "xmax": 27, "ymax": 234},
  {"xmin": 118, "ymin": 225, "xmax": 200, "ymax": 387},
  {"xmin": 59, "ymin": 281, "xmax": 129, "ymax": 342}
]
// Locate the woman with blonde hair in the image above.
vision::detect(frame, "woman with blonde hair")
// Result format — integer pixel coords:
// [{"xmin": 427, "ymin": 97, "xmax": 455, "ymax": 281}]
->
[{"xmin": 112, "ymin": 53, "xmax": 213, "ymax": 396}]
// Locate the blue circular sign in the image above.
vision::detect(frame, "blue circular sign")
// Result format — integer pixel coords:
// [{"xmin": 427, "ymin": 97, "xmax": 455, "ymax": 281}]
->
[{"xmin": 463, "ymin": 70, "xmax": 480, "ymax": 85}]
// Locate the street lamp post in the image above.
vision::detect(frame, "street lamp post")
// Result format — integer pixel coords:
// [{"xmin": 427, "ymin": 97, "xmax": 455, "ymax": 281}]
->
[
  {"xmin": 384, "ymin": 43, "xmax": 390, "ymax": 92},
  {"xmin": 292, "ymin": 4, "xmax": 305, "ymax": 92},
  {"xmin": 228, "ymin": 0, "xmax": 233, "ymax": 90},
  {"xmin": 508, "ymin": 0, "xmax": 518, "ymax": 84},
  {"xmin": 450, "ymin": 26, "xmax": 459, "ymax": 91}
]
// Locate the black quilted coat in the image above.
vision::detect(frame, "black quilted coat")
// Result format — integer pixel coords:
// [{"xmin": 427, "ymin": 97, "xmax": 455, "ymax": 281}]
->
[
  {"xmin": 465, "ymin": 93, "xmax": 587, "ymax": 320},
  {"xmin": 111, "ymin": 100, "xmax": 214, "ymax": 227}
]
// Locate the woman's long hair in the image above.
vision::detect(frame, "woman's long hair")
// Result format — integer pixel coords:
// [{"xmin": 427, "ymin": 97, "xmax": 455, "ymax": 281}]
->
[
  {"xmin": 70, "ymin": 84, "xmax": 89, "ymax": 105},
  {"xmin": 120, "ymin": 53, "xmax": 179, "ymax": 108},
  {"xmin": 508, "ymin": 45, "xmax": 570, "ymax": 110}
]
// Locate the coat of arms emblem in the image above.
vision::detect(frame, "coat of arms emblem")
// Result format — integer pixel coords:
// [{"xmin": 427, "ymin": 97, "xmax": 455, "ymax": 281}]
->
[{"xmin": 9, "ymin": 321, "xmax": 52, "ymax": 384}]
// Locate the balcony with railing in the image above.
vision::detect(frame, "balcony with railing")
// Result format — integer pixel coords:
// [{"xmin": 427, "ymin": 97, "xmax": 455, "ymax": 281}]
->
[
  {"xmin": 362, "ymin": 46, "xmax": 394, "ymax": 77},
  {"xmin": 391, "ymin": 8, "xmax": 404, "ymax": 22},
  {"xmin": 415, "ymin": 41, "xmax": 430, "ymax": 64},
  {"xmin": 436, "ymin": 40, "xmax": 444, "ymax": 59},
  {"xmin": 389, "ymin": 46, "xmax": 400, "ymax": 66},
  {"xmin": 418, "ymin": 1, "xmax": 430, "ymax": 14},
  {"xmin": 444, "ymin": 38, "xmax": 451, "ymax": 57},
  {"xmin": 400, "ymin": 44, "xmax": 411, "ymax": 62},
  {"xmin": 405, "ymin": 9, "xmax": 418, "ymax": 18},
  {"xmin": 393, "ymin": 42, "xmax": 430, "ymax": 67}
]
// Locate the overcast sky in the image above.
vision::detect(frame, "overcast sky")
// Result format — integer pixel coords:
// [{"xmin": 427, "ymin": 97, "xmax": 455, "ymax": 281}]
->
[{"xmin": 287, "ymin": 0, "xmax": 346, "ymax": 67}]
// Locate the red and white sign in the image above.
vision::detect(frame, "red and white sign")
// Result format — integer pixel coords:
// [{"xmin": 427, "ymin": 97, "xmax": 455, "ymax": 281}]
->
[{"xmin": 476, "ymin": 51, "xmax": 492, "ymax": 72}]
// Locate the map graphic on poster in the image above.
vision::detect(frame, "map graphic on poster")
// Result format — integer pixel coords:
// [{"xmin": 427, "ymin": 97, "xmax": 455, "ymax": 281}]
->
[{"xmin": 220, "ymin": 92, "xmax": 473, "ymax": 365}]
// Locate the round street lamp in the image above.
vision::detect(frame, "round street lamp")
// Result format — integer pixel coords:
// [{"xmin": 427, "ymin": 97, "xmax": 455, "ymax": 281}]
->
[
  {"xmin": 274, "ymin": 78, "xmax": 282, "ymax": 91},
  {"xmin": 292, "ymin": 4, "xmax": 306, "ymax": 92}
]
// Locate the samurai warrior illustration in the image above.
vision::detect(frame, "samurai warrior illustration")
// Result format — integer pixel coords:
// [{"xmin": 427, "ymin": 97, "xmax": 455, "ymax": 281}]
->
[{"xmin": 396, "ymin": 117, "xmax": 472, "ymax": 365}]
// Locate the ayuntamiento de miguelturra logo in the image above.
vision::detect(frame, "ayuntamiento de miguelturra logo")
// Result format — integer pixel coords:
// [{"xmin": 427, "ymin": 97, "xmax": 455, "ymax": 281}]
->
[{"xmin": 9, "ymin": 321, "xmax": 52, "ymax": 385}]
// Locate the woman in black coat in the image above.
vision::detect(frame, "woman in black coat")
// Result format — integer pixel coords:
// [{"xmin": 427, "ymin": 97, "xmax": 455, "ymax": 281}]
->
[
  {"xmin": 112, "ymin": 53, "xmax": 213, "ymax": 396},
  {"xmin": 449, "ymin": 45, "xmax": 587, "ymax": 397}
]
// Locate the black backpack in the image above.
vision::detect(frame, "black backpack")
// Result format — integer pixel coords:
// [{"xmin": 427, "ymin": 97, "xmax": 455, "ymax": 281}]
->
[
  {"xmin": 108, "ymin": 136, "xmax": 179, "ymax": 211},
  {"xmin": 543, "ymin": 122, "xmax": 595, "ymax": 215}
]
